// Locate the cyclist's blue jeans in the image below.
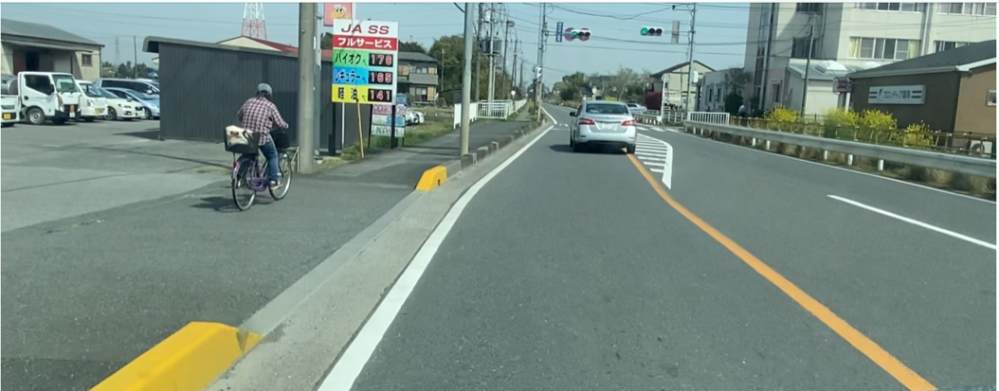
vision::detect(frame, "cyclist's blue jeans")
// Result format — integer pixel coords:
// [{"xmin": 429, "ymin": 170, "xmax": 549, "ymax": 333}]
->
[{"xmin": 258, "ymin": 141, "xmax": 280, "ymax": 182}]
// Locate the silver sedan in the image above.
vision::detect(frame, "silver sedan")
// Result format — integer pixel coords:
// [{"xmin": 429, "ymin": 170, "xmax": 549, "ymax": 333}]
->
[{"xmin": 569, "ymin": 101, "xmax": 638, "ymax": 154}]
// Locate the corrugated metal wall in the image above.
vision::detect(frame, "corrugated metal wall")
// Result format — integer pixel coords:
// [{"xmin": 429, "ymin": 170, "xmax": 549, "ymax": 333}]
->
[{"xmin": 157, "ymin": 42, "xmax": 370, "ymax": 152}]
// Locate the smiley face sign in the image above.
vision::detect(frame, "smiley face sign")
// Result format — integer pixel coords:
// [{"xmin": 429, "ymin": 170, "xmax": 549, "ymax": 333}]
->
[{"xmin": 324, "ymin": 3, "xmax": 353, "ymax": 26}]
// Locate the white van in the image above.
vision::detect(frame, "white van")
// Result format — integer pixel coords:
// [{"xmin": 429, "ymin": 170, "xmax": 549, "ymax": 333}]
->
[
  {"xmin": 76, "ymin": 80, "xmax": 108, "ymax": 122},
  {"xmin": 15, "ymin": 72, "xmax": 83, "ymax": 125},
  {"xmin": 1, "ymin": 74, "xmax": 19, "ymax": 127}
]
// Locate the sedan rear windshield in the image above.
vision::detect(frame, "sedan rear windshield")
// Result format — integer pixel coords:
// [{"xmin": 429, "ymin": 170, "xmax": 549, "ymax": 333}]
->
[{"xmin": 585, "ymin": 103, "xmax": 629, "ymax": 115}]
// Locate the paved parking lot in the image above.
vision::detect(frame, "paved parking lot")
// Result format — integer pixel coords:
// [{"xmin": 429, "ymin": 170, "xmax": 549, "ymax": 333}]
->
[{"xmin": 2, "ymin": 119, "xmax": 228, "ymax": 231}]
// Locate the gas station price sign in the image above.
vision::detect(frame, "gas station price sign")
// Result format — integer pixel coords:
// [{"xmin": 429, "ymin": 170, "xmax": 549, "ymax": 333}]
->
[{"xmin": 331, "ymin": 20, "xmax": 399, "ymax": 104}]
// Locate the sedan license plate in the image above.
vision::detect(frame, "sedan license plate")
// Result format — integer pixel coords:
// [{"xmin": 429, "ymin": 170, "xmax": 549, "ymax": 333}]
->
[
  {"xmin": 2, "ymin": 113, "xmax": 10, "ymax": 120},
  {"xmin": 95, "ymin": 108, "xmax": 104, "ymax": 115}
]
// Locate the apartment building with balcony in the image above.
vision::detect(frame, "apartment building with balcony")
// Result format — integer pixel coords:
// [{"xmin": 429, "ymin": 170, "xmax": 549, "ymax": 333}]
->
[
  {"xmin": 397, "ymin": 52, "xmax": 439, "ymax": 104},
  {"xmin": 743, "ymin": 2, "xmax": 996, "ymax": 115}
]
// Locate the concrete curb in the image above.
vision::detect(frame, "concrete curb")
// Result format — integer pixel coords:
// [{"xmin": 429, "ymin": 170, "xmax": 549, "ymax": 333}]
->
[
  {"xmin": 89, "ymin": 322, "xmax": 261, "ymax": 391},
  {"xmin": 414, "ymin": 120, "xmax": 550, "ymax": 191}
]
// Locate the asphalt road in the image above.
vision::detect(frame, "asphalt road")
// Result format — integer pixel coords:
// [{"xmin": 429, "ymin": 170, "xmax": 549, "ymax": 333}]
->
[{"xmin": 340, "ymin": 103, "xmax": 996, "ymax": 391}]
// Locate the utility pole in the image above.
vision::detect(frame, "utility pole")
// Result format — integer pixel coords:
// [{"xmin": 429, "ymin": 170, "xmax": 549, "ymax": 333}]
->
[
  {"xmin": 313, "ymin": 6, "xmax": 322, "ymax": 160},
  {"xmin": 461, "ymin": 2, "xmax": 474, "ymax": 156},
  {"xmin": 132, "ymin": 36, "xmax": 138, "ymax": 78},
  {"xmin": 512, "ymin": 39, "xmax": 518, "ymax": 96},
  {"xmin": 487, "ymin": 3, "xmax": 496, "ymax": 114},
  {"xmin": 801, "ymin": 19, "xmax": 815, "ymax": 115},
  {"xmin": 503, "ymin": 15, "xmax": 512, "ymax": 100},
  {"xmin": 296, "ymin": 3, "xmax": 317, "ymax": 173},
  {"xmin": 684, "ymin": 3, "xmax": 697, "ymax": 113},
  {"xmin": 474, "ymin": 3, "xmax": 484, "ymax": 101},
  {"xmin": 535, "ymin": 3, "xmax": 545, "ymax": 120}
]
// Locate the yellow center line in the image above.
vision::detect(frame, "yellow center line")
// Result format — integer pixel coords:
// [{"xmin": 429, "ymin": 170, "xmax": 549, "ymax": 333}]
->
[{"xmin": 625, "ymin": 153, "xmax": 937, "ymax": 391}]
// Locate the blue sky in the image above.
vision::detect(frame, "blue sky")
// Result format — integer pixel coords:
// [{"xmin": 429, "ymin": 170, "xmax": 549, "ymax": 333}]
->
[{"xmin": 1, "ymin": 2, "xmax": 750, "ymax": 79}]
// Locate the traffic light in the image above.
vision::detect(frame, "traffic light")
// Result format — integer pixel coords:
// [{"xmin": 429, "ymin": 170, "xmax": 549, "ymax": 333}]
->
[
  {"xmin": 641, "ymin": 26, "xmax": 664, "ymax": 36},
  {"xmin": 564, "ymin": 27, "xmax": 591, "ymax": 42}
]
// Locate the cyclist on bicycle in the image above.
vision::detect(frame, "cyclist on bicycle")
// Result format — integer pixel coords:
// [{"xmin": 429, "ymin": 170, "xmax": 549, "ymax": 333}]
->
[{"xmin": 238, "ymin": 83, "xmax": 289, "ymax": 189}]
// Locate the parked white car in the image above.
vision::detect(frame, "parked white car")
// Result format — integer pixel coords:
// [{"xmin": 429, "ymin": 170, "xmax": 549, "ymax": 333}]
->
[
  {"xmin": 405, "ymin": 110, "xmax": 425, "ymax": 125},
  {"xmin": 76, "ymin": 80, "xmax": 108, "ymax": 122},
  {"xmin": 1, "ymin": 74, "xmax": 19, "ymax": 127},
  {"xmin": 96, "ymin": 86, "xmax": 142, "ymax": 121}
]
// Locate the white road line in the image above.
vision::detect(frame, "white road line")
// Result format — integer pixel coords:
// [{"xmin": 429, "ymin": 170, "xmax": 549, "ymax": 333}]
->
[
  {"xmin": 828, "ymin": 195, "xmax": 997, "ymax": 251},
  {"xmin": 635, "ymin": 135, "xmax": 673, "ymax": 189},
  {"xmin": 637, "ymin": 155, "xmax": 666, "ymax": 160},
  {"xmin": 642, "ymin": 161, "xmax": 666, "ymax": 167},
  {"xmin": 315, "ymin": 120, "xmax": 554, "ymax": 391}
]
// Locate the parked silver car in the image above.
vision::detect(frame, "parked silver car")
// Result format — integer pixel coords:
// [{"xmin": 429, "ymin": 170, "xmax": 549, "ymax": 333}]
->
[{"xmin": 569, "ymin": 101, "xmax": 638, "ymax": 154}]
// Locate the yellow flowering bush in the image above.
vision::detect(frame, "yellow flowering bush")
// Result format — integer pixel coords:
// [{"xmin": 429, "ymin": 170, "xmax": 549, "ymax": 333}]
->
[
  {"xmin": 900, "ymin": 122, "xmax": 935, "ymax": 148},
  {"xmin": 763, "ymin": 105, "xmax": 799, "ymax": 122}
]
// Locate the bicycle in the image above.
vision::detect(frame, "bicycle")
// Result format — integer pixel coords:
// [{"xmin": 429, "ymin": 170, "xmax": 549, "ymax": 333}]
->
[{"xmin": 228, "ymin": 129, "xmax": 299, "ymax": 211}]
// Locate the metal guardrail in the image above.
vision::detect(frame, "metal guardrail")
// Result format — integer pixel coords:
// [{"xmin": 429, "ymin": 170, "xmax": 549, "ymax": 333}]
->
[{"xmin": 684, "ymin": 120, "xmax": 997, "ymax": 179}]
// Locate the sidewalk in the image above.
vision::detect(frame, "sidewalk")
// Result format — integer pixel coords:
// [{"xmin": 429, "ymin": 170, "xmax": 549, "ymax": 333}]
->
[{"xmin": 321, "ymin": 118, "xmax": 531, "ymax": 188}]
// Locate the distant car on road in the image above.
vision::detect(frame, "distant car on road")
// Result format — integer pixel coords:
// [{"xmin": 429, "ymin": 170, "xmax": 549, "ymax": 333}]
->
[
  {"xmin": 569, "ymin": 100, "xmax": 637, "ymax": 154},
  {"xmin": 104, "ymin": 87, "xmax": 159, "ymax": 119},
  {"xmin": 626, "ymin": 103, "xmax": 647, "ymax": 116}
]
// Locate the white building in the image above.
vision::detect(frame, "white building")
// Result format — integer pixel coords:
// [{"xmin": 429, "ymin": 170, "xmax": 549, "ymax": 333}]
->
[
  {"xmin": 744, "ymin": 2, "xmax": 996, "ymax": 115},
  {"xmin": 696, "ymin": 69, "xmax": 734, "ymax": 112},
  {"xmin": 650, "ymin": 61, "xmax": 714, "ymax": 110}
]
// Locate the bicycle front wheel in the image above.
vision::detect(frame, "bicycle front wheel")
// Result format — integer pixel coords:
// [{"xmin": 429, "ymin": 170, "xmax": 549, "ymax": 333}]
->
[
  {"xmin": 269, "ymin": 151, "xmax": 293, "ymax": 200},
  {"xmin": 232, "ymin": 161, "xmax": 256, "ymax": 211}
]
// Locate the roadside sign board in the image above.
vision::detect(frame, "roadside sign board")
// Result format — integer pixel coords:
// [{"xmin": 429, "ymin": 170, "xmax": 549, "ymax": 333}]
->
[
  {"xmin": 331, "ymin": 20, "xmax": 399, "ymax": 104},
  {"xmin": 555, "ymin": 22, "xmax": 564, "ymax": 43},
  {"xmin": 371, "ymin": 104, "xmax": 406, "ymax": 137}
]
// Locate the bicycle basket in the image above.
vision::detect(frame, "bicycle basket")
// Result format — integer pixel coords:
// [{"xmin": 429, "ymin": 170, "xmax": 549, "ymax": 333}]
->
[
  {"xmin": 224, "ymin": 126, "xmax": 261, "ymax": 154},
  {"xmin": 272, "ymin": 130, "xmax": 290, "ymax": 150}
]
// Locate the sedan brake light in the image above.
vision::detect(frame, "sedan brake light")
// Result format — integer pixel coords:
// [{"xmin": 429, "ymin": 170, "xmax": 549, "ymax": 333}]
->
[
  {"xmin": 621, "ymin": 119, "xmax": 636, "ymax": 127},
  {"xmin": 578, "ymin": 118, "xmax": 596, "ymax": 125}
]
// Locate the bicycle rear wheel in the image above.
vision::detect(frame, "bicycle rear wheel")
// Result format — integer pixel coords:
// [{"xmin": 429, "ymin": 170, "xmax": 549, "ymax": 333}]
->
[
  {"xmin": 232, "ymin": 159, "xmax": 257, "ymax": 211},
  {"xmin": 268, "ymin": 150, "xmax": 293, "ymax": 200}
]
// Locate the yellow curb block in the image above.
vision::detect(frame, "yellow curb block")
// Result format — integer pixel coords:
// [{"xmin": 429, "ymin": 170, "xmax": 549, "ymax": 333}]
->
[
  {"xmin": 416, "ymin": 165, "xmax": 448, "ymax": 191},
  {"xmin": 90, "ymin": 322, "xmax": 261, "ymax": 391}
]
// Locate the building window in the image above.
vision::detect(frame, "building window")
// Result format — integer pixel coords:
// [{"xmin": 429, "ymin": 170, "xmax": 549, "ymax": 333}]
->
[
  {"xmin": 850, "ymin": 37, "xmax": 920, "ymax": 60},
  {"xmin": 399, "ymin": 65, "xmax": 410, "ymax": 76},
  {"xmin": 773, "ymin": 82, "xmax": 782, "ymax": 103},
  {"xmin": 796, "ymin": 3, "xmax": 822, "ymax": 13},
  {"xmin": 415, "ymin": 67, "xmax": 429, "ymax": 74},
  {"xmin": 935, "ymin": 41, "xmax": 969, "ymax": 52},
  {"xmin": 988, "ymin": 91, "xmax": 997, "ymax": 106},
  {"xmin": 81, "ymin": 54, "xmax": 93, "ymax": 67},
  {"xmin": 938, "ymin": 3, "xmax": 996, "ymax": 16},
  {"xmin": 855, "ymin": 3, "xmax": 926, "ymax": 12},
  {"xmin": 791, "ymin": 37, "xmax": 818, "ymax": 59}
]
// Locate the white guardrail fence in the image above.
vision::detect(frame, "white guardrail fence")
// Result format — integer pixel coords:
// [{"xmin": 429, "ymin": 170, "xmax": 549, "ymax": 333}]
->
[
  {"xmin": 683, "ymin": 113, "xmax": 997, "ymax": 179},
  {"xmin": 636, "ymin": 110, "xmax": 689, "ymax": 125},
  {"xmin": 452, "ymin": 99, "xmax": 529, "ymax": 128}
]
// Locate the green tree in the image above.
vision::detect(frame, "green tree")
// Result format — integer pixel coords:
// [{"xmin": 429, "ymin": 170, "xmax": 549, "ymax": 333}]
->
[
  {"xmin": 428, "ymin": 34, "xmax": 513, "ymax": 103},
  {"xmin": 398, "ymin": 41, "xmax": 427, "ymax": 54}
]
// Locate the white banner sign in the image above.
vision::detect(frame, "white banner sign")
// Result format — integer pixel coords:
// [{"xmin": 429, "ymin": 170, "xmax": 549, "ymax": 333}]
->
[
  {"xmin": 868, "ymin": 85, "xmax": 924, "ymax": 105},
  {"xmin": 371, "ymin": 125, "xmax": 404, "ymax": 138}
]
